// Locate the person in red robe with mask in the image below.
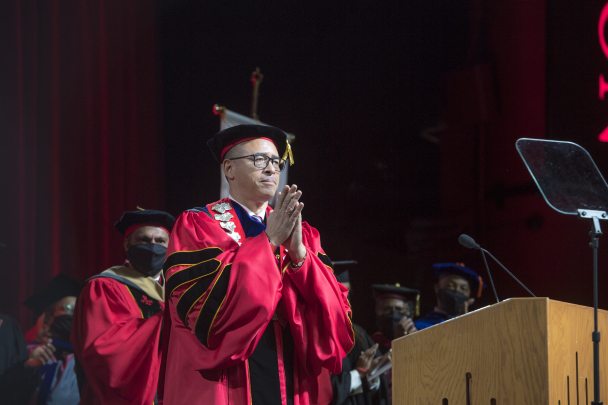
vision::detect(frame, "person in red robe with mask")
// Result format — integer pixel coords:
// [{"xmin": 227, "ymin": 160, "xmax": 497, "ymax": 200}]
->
[
  {"xmin": 71, "ymin": 209, "xmax": 175, "ymax": 405},
  {"xmin": 158, "ymin": 125, "xmax": 354, "ymax": 405}
]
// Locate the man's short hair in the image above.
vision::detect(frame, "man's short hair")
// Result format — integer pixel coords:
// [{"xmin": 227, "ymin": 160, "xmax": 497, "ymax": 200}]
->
[{"xmin": 223, "ymin": 143, "xmax": 246, "ymax": 161}]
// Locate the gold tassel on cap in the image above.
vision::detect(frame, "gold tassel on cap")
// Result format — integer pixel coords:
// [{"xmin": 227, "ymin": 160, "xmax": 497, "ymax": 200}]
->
[
  {"xmin": 136, "ymin": 206, "xmax": 146, "ymax": 211},
  {"xmin": 281, "ymin": 139, "xmax": 294, "ymax": 166},
  {"xmin": 415, "ymin": 293, "xmax": 420, "ymax": 316}
]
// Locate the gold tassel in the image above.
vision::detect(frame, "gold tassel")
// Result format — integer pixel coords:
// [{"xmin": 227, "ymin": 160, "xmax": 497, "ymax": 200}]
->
[
  {"xmin": 415, "ymin": 293, "xmax": 420, "ymax": 317},
  {"xmin": 281, "ymin": 140, "xmax": 294, "ymax": 166},
  {"xmin": 136, "ymin": 206, "xmax": 145, "ymax": 211}
]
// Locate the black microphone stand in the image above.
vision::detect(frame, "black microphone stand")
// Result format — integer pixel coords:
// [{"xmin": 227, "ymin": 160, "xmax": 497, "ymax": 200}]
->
[{"xmin": 579, "ymin": 209, "xmax": 604, "ymax": 405}]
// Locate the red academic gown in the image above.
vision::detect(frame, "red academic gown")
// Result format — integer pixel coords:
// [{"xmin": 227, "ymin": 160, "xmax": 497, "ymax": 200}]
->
[
  {"xmin": 71, "ymin": 268, "xmax": 164, "ymax": 405},
  {"xmin": 158, "ymin": 198, "xmax": 354, "ymax": 405}
]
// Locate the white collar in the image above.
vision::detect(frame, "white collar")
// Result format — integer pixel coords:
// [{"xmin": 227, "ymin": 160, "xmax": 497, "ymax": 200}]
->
[{"xmin": 228, "ymin": 194, "xmax": 267, "ymax": 220}]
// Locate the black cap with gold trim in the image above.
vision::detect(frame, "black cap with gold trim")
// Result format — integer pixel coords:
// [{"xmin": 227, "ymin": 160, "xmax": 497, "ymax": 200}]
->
[
  {"xmin": 372, "ymin": 283, "xmax": 421, "ymax": 316},
  {"xmin": 207, "ymin": 125, "xmax": 293, "ymax": 165}
]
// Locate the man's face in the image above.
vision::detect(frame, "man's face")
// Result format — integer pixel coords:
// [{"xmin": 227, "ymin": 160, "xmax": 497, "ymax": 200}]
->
[
  {"xmin": 123, "ymin": 226, "xmax": 170, "ymax": 253},
  {"xmin": 375, "ymin": 298, "xmax": 408, "ymax": 317},
  {"xmin": 41, "ymin": 296, "xmax": 77, "ymax": 338},
  {"xmin": 223, "ymin": 139, "xmax": 280, "ymax": 203},
  {"xmin": 435, "ymin": 274, "xmax": 471, "ymax": 298},
  {"xmin": 51, "ymin": 296, "xmax": 76, "ymax": 318}
]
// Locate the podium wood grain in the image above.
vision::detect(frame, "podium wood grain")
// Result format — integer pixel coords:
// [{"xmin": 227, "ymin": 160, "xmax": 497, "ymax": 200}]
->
[{"xmin": 392, "ymin": 298, "xmax": 608, "ymax": 405}]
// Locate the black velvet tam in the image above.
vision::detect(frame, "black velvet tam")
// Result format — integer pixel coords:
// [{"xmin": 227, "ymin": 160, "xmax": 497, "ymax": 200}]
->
[
  {"xmin": 114, "ymin": 209, "xmax": 176, "ymax": 236},
  {"xmin": 207, "ymin": 125, "xmax": 289, "ymax": 163},
  {"xmin": 23, "ymin": 273, "xmax": 81, "ymax": 317},
  {"xmin": 372, "ymin": 284, "xmax": 420, "ymax": 301}
]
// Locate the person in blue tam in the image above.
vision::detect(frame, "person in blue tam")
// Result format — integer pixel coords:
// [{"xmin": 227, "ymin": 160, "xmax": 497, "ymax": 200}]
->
[{"xmin": 414, "ymin": 263, "xmax": 484, "ymax": 331}]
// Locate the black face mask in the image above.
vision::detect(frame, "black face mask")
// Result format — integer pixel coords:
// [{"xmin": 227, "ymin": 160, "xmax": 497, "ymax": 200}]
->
[
  {"xmin": 437, "ymin": 289, "xmax": 469, "ymax": 316},
  {"xmin": 50, "ymin": 314, "xmax": 73, "ymax": 342},
  {"xmin": 127, "ymin": 243, "xmax": 167, "ymax": 277},
  {"xmin": 376, "ymin": 311, "xmax": 408, "ymax": 340}
]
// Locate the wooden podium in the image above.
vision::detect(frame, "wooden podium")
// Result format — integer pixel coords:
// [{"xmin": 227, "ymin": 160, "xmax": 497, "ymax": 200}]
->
[{"xmin": 392, "ymin": 298, "xmax": 608, "ymax": 404}]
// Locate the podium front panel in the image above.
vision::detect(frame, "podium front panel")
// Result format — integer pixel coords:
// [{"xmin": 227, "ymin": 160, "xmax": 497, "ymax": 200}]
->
[
  {"xmin": 393, "ymin": 298, "xmax": 550, "ymax": 404},
  {"xmin": 547, "ymin": 300, "xmax": 608, "ymax": 405},
  {"xmin": 392, "ymin": 298, "xmax": 608, "ymax": 405}
]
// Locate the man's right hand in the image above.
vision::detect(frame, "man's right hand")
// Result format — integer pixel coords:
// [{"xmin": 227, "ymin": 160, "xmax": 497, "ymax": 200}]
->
[
  {"xmin": 459, "ymin": 298, "xmax": 475, "ymax": 315},
  {"xmin": 24, "ymin": 340, "xmax": 55, "ymax": 369},
  {"xmin": 354, "ymin": 343, "xmax": 378, "ymax": 378},
  {"xmin": 266, "ymin": 185, "xmax": 304, "ymax": 246},
  {"xmin": 367, "ymin": 350, "xmax": 391, "ymax": 378},
  {"xmin": 394, "ymin": 316, "xmax": 417, "ymax": 337}
]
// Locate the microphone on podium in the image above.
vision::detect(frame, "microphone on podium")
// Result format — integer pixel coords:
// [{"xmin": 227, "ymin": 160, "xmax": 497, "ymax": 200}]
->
[
  {"xmin": 458, "ymin": 234, "xmax": 536, "ymax": 303},
  {"xmin": 458, "ymin": 234, "xmax": 480, "ymax": 250}
]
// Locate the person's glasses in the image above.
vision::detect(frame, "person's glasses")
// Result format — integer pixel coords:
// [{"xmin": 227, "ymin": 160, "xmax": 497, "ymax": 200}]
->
[
  {"xmin": 228, "ymin": 153, "xmax": 287, "ymax": 172},
  {"xmin": 44, "ymin": 304, "xmax": 75, "ymax": 323}
]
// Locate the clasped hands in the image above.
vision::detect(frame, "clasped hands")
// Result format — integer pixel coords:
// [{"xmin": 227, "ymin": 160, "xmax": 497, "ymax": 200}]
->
[
  {"xmin": 355, "ymin": 343, "xmax": 391, "ymax": 380},
  {"xmin": 266, "ymin": 185, "xmax": 306, "ymax": 262}
]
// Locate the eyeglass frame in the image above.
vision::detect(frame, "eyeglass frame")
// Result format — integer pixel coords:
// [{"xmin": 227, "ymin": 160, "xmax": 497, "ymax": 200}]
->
[
  {"xmin": 227, "ymin": 153, "xmax": 288, "ymax": 172},
  {"xmin": 43, "ymin": 303, "xmax": 75, "ymax": 324}
]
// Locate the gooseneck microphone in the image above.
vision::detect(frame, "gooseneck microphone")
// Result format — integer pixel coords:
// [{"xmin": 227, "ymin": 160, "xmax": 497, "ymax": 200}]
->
[
  {"xmin": 458, "ymin": 234, "xmax": 480, "ymax": 249},
  {"xmin": 458, "ymin": 234, "xmax": 536, "ymax": 301}
]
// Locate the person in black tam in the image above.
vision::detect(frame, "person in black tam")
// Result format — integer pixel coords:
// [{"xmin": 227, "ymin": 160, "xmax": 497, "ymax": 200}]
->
[
  {"xmin": 70, "ymin": 208, "xmax": 175, "ymax": 405},
  {"xmin": 115, "ymin": 209, "xmax": 176, "ymax": 279},
  {"xmin": 329, "ymin": 270, "xmax": 391, "ymax": 405},
  {"xmin": 414, "ymin": 263, "xmax": 484, "ymax": 331},
  {"xmin": 0, "ymin": 273, "xmax": 81, "ymax": 405},
  {"xmin": 370, "ymin": 284, "xmax": 420, "ymax": 352}
]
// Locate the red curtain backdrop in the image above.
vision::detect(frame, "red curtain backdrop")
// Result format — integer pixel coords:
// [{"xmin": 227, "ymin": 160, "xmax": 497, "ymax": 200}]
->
[{"xmin": 0, "ymin": 0, "xmax": 164, "ymax": 330}]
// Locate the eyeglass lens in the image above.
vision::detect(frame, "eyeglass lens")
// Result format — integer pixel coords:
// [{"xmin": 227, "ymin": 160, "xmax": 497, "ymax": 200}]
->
[{"xmin": 253, "ymin": 155, "xmax": 286, "ymax": 171}]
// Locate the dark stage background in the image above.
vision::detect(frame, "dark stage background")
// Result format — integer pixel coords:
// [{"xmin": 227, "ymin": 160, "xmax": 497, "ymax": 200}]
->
[
  {"xmin": 0, "ymin": 0, "xmax": 164, "ymax": 328},
  {"xmin": 1, "ymin": 0, "xmax": 608, "ymax": 334}
]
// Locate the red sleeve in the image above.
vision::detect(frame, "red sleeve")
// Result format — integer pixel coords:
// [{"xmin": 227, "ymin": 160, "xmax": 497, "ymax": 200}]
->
[
  {"xmin": 71, "ymin": 278, "xmax": 162, "ymax": 405},
  {"xmin": 281, "ymin": 222, "xmax": 355, "ymax": 376},
  {"xmin": 164, "ymin": 210, "xmax": 283, "ymax": 371}
]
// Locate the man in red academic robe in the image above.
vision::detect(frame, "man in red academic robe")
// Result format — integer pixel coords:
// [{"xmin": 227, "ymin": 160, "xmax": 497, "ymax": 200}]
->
[
  {"xmin": 71, "ymin": 209, "xmax": 175, "ymax": 405},
  {"xmin": 159, "ymin": 125, "xmax": 354, "ymax": 405}
]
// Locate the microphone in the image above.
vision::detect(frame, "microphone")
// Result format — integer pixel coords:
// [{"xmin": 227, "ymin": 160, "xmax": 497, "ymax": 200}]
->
[
  {"xmin": 458, "ymin": 234, "xmax": 536, "ymax": 300},
  {"xmin": 459, "ymin": 234, "xmax": 480, "ymax": 249}
]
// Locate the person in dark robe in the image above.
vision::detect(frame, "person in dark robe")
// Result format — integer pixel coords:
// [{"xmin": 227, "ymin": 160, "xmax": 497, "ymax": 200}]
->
[
  {"xmin": 158, "ymin": 125, "xmax": 354, "ymax": 405},
  {"xmin": 368, "ymin": 284, "xmax": 419, "ymax": 404},
  {"xmin": 0, "ymin": 313, "xmax": 38, "ymax": 405},
  {"xmin": 71, "ymin": 209, "xmax": 175, "ymax": 405},
  {"xmin": 0, "ymin": 314, "xmax": 28, "ymax": 377},
  {"xmin": 370, "ymin": 284, "xmax": 419, "ymax": 352},
  {"xmin": 1, "ymin": 273, "xmax": 81, "ymax": 405},
  {"xmin": 329, "ymin": 270, "xmax": 390, "ymax": 405},
  {"xmin": 414, "ymin": 263, "xmax": 484, "ymax": 330}
]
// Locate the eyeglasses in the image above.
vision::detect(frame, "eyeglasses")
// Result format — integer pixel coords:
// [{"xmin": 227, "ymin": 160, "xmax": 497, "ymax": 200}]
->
[
  {"xmin": 43, "ymin": 304, "xmax": 74, "ymax": 324},
  {"xmin": 228, "ymin": 153, "xmax": 287, "ymax": 172}
]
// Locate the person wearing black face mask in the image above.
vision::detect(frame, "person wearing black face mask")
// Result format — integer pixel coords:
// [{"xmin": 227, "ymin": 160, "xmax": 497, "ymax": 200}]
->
[
  {"xmin": 70, "ymin": 209, "xmax": 174, "ymax": 405},
  {"xmin": 369, "ymin": 284, "xmax": 420, "ymax": 404},
  {"xmin": 0, "ymin": 273, "xmax": 81, "ymax": 405},
  {"xmin": 414, "ymin": 263, "xmax": 485, "ymax": 331},
  {"xmin": 370, "ymin": 284, "xmax": 420, "ymax": 353}
]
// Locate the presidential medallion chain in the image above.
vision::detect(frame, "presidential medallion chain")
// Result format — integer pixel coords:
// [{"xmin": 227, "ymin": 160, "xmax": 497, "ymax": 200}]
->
[{"xmin": 212, "ymin": 202, "xmax": 241, "ymax": 245}]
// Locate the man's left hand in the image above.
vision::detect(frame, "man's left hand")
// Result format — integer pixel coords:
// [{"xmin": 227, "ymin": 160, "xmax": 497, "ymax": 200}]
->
[
  {"xmin": 394, "ymin": 316, "xmax": 417, "ymax": 337},
  {"xmin": 284, "ymin": 213, "xmax": 306, "ymax": 262}
]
